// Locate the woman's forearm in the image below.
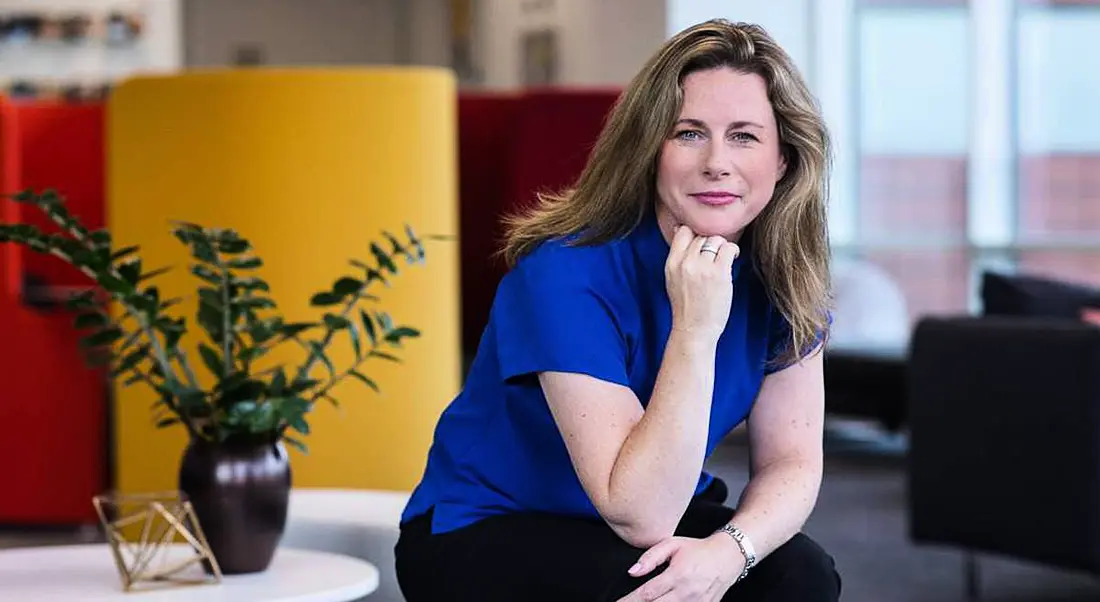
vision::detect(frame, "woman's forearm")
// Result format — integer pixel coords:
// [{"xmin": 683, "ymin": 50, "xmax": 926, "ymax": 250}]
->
[
  {"xmin": 606, "ymin": 329, "xmax": 717, "ymax": 546},
  {"xmin": 710, "ymin": 455, "xmax": 823, "ymax": 562}
]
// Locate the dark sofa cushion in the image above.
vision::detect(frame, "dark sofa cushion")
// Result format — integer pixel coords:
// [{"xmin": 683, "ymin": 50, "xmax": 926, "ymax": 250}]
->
[{"xmin": 981, "ymin": 271, "xmax": 1100, "ymax": 319}]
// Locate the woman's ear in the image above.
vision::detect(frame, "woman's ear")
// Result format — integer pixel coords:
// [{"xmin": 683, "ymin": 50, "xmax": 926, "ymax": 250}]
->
[{"xmin": 776, "ymin": 146, "xmax": 790, "ymax": 182}]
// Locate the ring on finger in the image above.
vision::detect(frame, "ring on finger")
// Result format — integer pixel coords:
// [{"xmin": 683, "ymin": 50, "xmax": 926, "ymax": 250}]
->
[{"xmin": 700, "ymin": 242, "xmax": 720, "ymax": 255}]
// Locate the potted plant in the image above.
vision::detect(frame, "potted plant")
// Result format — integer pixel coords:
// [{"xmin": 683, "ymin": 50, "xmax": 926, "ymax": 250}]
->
[{"xmin": 0, "ymin": 189, "xmax": 426, "ymax": 574}]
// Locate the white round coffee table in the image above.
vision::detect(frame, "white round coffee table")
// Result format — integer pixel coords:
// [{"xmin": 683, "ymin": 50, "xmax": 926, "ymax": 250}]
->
[{"xmin": 0, "ymin": 544, "xmax": 379, "ymax": 601}]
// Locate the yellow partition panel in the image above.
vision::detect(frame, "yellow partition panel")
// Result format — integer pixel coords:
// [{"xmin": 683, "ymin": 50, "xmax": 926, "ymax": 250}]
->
[{"xmin": 108, "ymin": 69, "xmax": 461, "ymax": 495}]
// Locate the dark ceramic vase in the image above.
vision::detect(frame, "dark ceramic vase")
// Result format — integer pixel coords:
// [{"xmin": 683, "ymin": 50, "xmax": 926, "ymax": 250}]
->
[{"xmin": 178, "ymin": 436, "xmax": 291, "ymax": 575}]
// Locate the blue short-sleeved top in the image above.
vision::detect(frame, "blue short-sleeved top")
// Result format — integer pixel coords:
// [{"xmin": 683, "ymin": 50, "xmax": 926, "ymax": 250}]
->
[{"xmin": 400, "ymin": 208, "xmax": 815, "ymax": 534}]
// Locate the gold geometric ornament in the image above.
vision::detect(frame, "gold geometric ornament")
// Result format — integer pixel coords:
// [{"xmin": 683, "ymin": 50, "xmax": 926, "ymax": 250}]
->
[{"xmin": 92, "ymin": 491, "xmax": 223, "ymax": 592}]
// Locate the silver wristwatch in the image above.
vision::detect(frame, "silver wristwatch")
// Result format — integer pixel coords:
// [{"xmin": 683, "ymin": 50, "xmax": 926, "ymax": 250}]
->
[{"xmin": 717, "ymin": 522, "xmax": 757, "ymax": 582}]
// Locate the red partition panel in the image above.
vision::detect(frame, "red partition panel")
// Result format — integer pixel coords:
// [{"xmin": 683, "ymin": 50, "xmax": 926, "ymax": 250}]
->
[
  {"xmin": 0, "ymin": 100, "xmax": 21, "ymax": 298},
  {"xmin": 506, "ymin": 88, "xmax": 621, "ymax": 217},
  {"xmin": 0, "ymin": 101, "xmax": 107, "ymax": 525},
  {"xmin": 457, "ymin": 93, "xmax": 521, "ymax": 357},
  {"xmin": 456, "ymin": 89, "xmax": 620, "ymax": 359},
  {"xmin": 15, "ymin": 103, "xmax": 105, "ymax": 289}
]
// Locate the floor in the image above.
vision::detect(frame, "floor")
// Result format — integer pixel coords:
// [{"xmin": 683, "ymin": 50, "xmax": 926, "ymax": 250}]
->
[
  {"xmin": 709, "ymin": 422, "xmax": 1100, "ymax": 602},
  {"xmin": 3, "ymin": 420, "xmax": 1099, "ymax": 601}
]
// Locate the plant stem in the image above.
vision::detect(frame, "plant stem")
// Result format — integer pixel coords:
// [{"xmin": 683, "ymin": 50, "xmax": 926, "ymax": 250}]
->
[
  {"xmin": 127, "ymin": 366, "xmax": 200, "ymax": 439},
  {"xmin": 221, "ymin": 263, "xmax": 232, "ymax": 376},
  {"xmin": 45, "ymin": 246, "xmax": 194, "ymax": 432},
  {"xmin": 175, "ymin": 350, "xmax": 201, "ymax": 389},
  {"xmin": 292, "ymin": 296, "xmax": 357, "ymax": 384}
]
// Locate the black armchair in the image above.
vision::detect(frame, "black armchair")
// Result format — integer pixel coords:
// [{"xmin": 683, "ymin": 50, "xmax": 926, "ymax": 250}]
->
[{"xmin": 907, "ymin": 315, "xmax": 1100, "ymax": 599}]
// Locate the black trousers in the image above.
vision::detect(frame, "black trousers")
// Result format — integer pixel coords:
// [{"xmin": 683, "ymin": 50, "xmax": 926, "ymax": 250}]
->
[{"xmin": 394, "ymin": 478, "xmax": 841, "ymax": 601}]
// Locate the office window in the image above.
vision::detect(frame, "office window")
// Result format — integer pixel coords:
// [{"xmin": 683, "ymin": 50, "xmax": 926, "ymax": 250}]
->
[
  {"xmin": 1016, "ymin": 4, "xmax": 1100, "ymax": 285},
  {"xmin": 855, "ymin": 4, "xmax": 972, "ymax": 322}
]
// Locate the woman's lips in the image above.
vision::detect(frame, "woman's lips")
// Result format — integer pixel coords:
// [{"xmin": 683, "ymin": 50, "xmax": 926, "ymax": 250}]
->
[{"xmin": 689, "ymin": 192, "xmax": 741, "ymax": 206}]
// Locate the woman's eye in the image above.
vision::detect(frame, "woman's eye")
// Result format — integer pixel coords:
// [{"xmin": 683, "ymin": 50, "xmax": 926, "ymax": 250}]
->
[
  {"xmin": 675, "ymin": 129, "xmax": 703, "ymax": 141},
  {"xmin": 731, "ymin": 132, "xmax": 759, "ymax": 143}
]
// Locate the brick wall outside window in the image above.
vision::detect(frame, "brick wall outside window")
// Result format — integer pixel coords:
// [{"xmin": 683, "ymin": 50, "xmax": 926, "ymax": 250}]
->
[{"xmin": 854, "ymin": 153, "xmax": 1100, "ymax": 324}]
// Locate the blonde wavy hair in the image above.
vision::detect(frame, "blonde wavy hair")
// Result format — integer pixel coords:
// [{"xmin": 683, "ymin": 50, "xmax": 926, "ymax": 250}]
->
[{"xmin": 499, "ymin": 19, "xmax": 832, "ymax": 364}]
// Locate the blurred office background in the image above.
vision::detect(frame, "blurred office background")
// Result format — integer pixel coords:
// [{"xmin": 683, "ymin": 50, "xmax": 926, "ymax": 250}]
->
[{"xmin": 2, "ymin": 1, "xmax": 1099, "ymax": 601}]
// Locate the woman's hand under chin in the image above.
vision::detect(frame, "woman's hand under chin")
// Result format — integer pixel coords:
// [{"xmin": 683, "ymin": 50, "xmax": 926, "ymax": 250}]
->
[{"xmin": 616, "ymin": 534, "xmax": 744, "ymax": 602}]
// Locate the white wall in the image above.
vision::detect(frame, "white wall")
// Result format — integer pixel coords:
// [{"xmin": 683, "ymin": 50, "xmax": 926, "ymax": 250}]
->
[
  {"xmin": 183, "ymin": 0, "xmax": 449, "ymax": 69},
  {"xmin": 185, "ymin": 0, "xmax": 395, "ymax": 67},
  {"xmin": 0, "ymin": 0, "xmax": 181, "ymax": 84},
  {"xmin": 475, "ymin": 0, "xmax": 666, "ymax": 89},
  {"xmin": 1018, "ymin": 7, "xmax": 1100, "ymax": 154},
  {"xmin": 666, "ymin": 0, "xmax": 812, "ymax": 83},
  {"xmin": 858, "ymin": 9, "xmax": 971, "ymax": 155}
]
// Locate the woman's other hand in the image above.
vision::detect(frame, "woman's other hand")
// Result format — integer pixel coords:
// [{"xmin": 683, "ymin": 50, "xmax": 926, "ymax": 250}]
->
[
  {"xmin": 665, "ymin": 225, "xmax": 739, "ymax": 342},
  {"xmin": 616, "ymin": 535, "xmax": 743, "ymax": 602}
]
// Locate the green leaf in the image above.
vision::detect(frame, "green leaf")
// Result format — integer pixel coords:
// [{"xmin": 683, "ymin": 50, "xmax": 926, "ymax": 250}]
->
[
  {"xmin": 227, "ymin": 257, "xmax": 262, "ymax": 270},
  {"xmin": 232, "ymin": 276, "xmax": 270, "ymax": 292},
  {"xmin": 385, "ymin": 326, "xmax": 421, "ymax": 345},
  {"xmin": 81, "ymin": 326, "xmax": 123, "ymax": 348},
  {"xmin": 198, "ymin": 343, "xmax": 224, "ymax": 378},
  {"xmin": 191, "ymin": 264, "xmax": 221, "ymax": 285},
  {"xmin": 246, "ymin": 404, "xmax": 278, "ymax": 433},
  {"xmin": 287, "ymin": 378, "xmax": 321, "ymax": 395},
  {"xmin": 237, "ymin": 345, "xmax": 270, "ymax": 363},
  {"xmin": 287, "ymin": 415, "xmax": 310, "ymax": 436},
  {"xmin": 110, "ymin": 245, "xmax": 140, "ymax": 261},
  {"xmin": 154, "ymin": 417, "xmax": 180, "ymax": 428},
  {"xmin": 117, "ymin": 259, "xmax": 142, "ymax": 285},
  {"xmin": 113, "ymin": 345, "xmax": 149, "ymax": 376},
  {"xmin": 323, "ymin": 314, "xmax": 350, "ymax": 330},
  {"xmin": 364, "ymin": 267, "xmax": 388, "ymax": 286},
  {"xmin": 214, "ymin": 371, "xmax": 250, "ymax": 397},
  {"xmin": 198, "ymin": 299, "xmax": 225, "ymax": 343},
  {"xmin": 310, "ymin": 292, "xmax": 343, "ymax": 307},
  {"xmin": 155, "ymin": 317, "xmax": 186, "ymax": 351},
  {"xmin": 218, "ymin": 239, "xmax": 250, "ymax": 254},
  {"xmin": 359, "ymin": 309, "xmax": 377, "ymax": 346},
  {"xmin": 383, "ymin": 231, "xmax": 407, "ymax": 258},
  {"xmin": 371, "ymin": 242, "xmax": 397, "ymax": 274},
  {"xmin": 11, "ymin": 188, "xmax": 35, "ymax": 202},
  {"xmin": 191, "ymin": 240, "xmax": 218, "ymax": 263},
  {"xmin": 74, "ymin": 312, "xmax": 108, "ymax": 330},
  {"xmin": 138, "ymin": 266, "xmax": 171, "ymax": 283},
  {"xmin": 370, "ymin": 350, "xmax": 402, "ymax": 363},
  {"xmin": 176, "ymin": 387, "xmax": 208, "ymax": 413},
  {"xmin": 198, "ymin": 287, "xmax": 223, "ymax": 310},
  {"xmin": 270, "ymin": 368, "xmax": 288, "ymax": 396},
  {"xmin": 349, "ymin": 370, "xmax": 379, "ymax": 392},
  {"xmin": 65, "ymin": 290, "xmax": 98, "ymax": 312},
  {"xmin": 90, "ymin": 230, "xmax": 111, "ymax": 247},
  {"xmin": 283, "ymin": 437, "xmax": 308, "ymax": 454},
  {"xmin": 348, "ymin": 320, "xmax": 362, "ymax": 359},
  {"xmin": 376, "ymin": 311, "xmax": 394, "ymax": 334},
  {"xmin": 235, "ymin": 296, "xmax": 276, "ymax": 310},
  {"xmin": 248, "ymin": 319, "xmax": 277, "ymax": 344},
  {"xmin": 332, "ymin": 277, "xmax": 363, "ymax": 296},
  {"xmin": 278, "ymin": 322, "xmax": 318, "ymax": 339},
  {"xmin": 98, "ymin": 273, "xmax": 133, "ymax": 296}
]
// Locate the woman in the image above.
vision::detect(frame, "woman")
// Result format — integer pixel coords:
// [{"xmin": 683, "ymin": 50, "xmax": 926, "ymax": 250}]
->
[{"xmin": 396, "ymin": 19, "xmax": 839, "ymax": 602}]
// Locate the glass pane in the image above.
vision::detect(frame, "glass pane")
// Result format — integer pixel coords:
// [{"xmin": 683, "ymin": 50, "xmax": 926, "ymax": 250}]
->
[
  {"xmin": 1017, "ymin": 5, "xmax": 1100, "ymax": 241},
  {"xmin": 857, "ymin": 6, "xmax": 970, "ymax": 244},
  {"xmin": 856, "ymin": 249, "xmax": 972, "ymax": 324},
  {"xmin": 1017, "ymin": 251, "xmax": 1100, "ymax": 288}
]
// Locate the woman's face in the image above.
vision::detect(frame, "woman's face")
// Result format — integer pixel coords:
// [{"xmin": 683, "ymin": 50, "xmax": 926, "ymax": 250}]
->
[{"xmin": 655, "ymin": 67, "xmax": 787, "ymax": 243}]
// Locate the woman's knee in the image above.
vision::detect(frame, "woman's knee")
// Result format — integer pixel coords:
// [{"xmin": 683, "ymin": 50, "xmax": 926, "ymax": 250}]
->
[{"xmin": 737, "ymin": 533, "xmax": 841, "ymax": 601}]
